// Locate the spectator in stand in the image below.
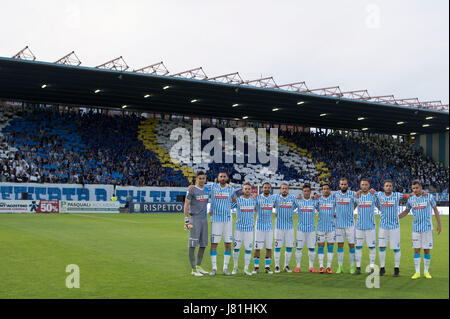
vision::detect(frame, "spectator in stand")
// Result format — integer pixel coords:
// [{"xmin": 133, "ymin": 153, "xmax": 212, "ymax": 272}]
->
[
  {"xmin": 0, "ymin": 105, "xmax": 448, "ymax": 194},
  {"xmin": 281, "ymin": 130, "xmax": 449, "ymax": 193}
]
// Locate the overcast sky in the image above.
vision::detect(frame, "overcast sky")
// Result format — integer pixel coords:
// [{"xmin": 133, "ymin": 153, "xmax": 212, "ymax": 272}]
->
[{"xmin": 1, "ymin": 0, "xmax": 448, "ymax": 104}]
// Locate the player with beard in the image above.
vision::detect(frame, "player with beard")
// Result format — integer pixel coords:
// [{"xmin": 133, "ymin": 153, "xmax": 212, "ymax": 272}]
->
[
  {"xmin": 231, "ymin": 183, "xmax": 257, "ymax": 276},
  {"xmin": 354, "ymin": 178, "xmax": 378, "ymax": 274},
  {"xmin": 333, "ymin": 177, "xmax": 358, "ymax": 274},
  {"xmin": 253, "ymin": 182, "xmax": 276, "ymax": 274},
  {"xmin": 295, "ymin": 183, "xmax": 319, "ymax": 273},
  {"xmin": 314, "ymin": 183, "xmax": 336, "ymax": 274},
  {"xmin": 399, "ymin": 180, "xmax": 442, "ymax": 279},
  {"xmin": 273, "ymin": 183, "xmax": 299, "ymax": 273},
  {"xmin": 189, "ymin": 171, "xmax": 235, "ymax": 276}
]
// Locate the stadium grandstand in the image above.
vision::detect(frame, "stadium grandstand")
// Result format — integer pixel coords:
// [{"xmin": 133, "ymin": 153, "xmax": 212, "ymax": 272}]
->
[{"xmin": 0, "ymin": 47, "xmax": 448, "ymax": 199}]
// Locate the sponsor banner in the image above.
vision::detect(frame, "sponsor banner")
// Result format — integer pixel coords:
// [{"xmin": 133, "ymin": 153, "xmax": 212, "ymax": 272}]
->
[
  {"xmin": 37, "ymin": 200, "xmax": 59, "ymax": 214},
  {"xmin": 0, "ymin": 200, "xmax": 39, "ymax": 213},
  {"xmin": 0, "ymin": 183, "xmax": 448, "ymax": 205},
  {"xmin": 0, "ymin": 183, "xmax": 114, "ymax": 202},
  {"xmin": 131, "ymin": 202, "xmax": 184, "ymax": 213},
  {"xmin": 59, "ymin": 201, "xmax": 120, "ymax": 213},
  {"xmin": 115, "ymin": 186, "xmax": 187, "ymax": 205},
  {"xmin": 0, "ymin": 183, "xmax": 188, "ymax": 205}
]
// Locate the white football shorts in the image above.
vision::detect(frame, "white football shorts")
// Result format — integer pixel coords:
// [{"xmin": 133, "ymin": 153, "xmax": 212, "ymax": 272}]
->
[
  {"xmin": 211, "ymin": 221, "xmax": 233, "ymax": 244},
  {"xmin": 412, "ymin": 231, "xmax": 433, "ymax": 249},
  {"xmin": 234, "ymin": 230, "xmax": 254, "ymax": 251},
  {"xmin": 254, "ymin": 229, "xmax": 273, "ymax": 250},
  {"xmin": 296, "ymin": 231, "xmax": 316, "ymax": 249},
  {"xmin": 378, "ymin": 228, "xmax": 400, "ymax": 250},
  {"xmin": 316, "ymin": 231, "xmax": 336, "ymax": 244},
  {"xmin": 355, "ymin": 229, "xmax": 377, "ymax": 248},
  {"xmin": 335, "ymin": 226, "xmax": 355, "ymax": 244},
  {"xmin": 274, "ymin": 228, "xmax": 295, "ymax": 248}
]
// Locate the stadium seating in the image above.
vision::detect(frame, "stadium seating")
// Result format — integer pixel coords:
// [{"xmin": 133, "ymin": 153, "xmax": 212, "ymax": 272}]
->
[
  {"xmin": 0, "ymin": 108, "xmax": 19, "ymax": 160},
  {"xmin": 153, "ymin": 119, "xmax": 323, "ymax": 190},
  {"xmin": 0, "ymin": 107, "xmax": 188, "ymax": 186},
  {"xmin": 281, "ymin": 130, "xmax": 449, "ymax": 193},
  {"xmin": 0, "ymin": 106, "xmax": 448, "ymax": 193}
]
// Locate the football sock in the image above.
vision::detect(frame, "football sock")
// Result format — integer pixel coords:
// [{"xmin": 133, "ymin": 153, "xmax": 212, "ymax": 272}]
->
[
  {"xmin": 349, "ymin": 248, "xmax": 355, "ymax": 267},
  {"xmin": 337, "ymin": 247, "xmax": 344, "ymax": 266},
  {"xmin": 274, "ymin": 248, "xmax": 281, "ymax": 267},
  {"xmin": 285, "ymin": 248, "xmax": 293, "ymax": 268},
  {"xmin": 197, "ymin": 247, "xmax": 205, "ymax": 266},
  {"xmin": 424, "ymin": 254, "xmax": 431, "ymax": 273},
  {"xmin": 210, "ymin": 250, "xmax": 217, "ymax": 269},
  {"xmin": 265, "ymin": 257, "xmax": 271, "ymax": 268},
  {"xmin": 224, "ymin": 250, "xmax": 231, "ymax": 270},
  {"xmin": 379, "ymin": 247, "xmax": 386, "ymax": 268},
  {"xmin": 233, "ymin": 249, "xmax": 240, "ymax": 267},
  {"xmin": 318, "ymin": 246, "xmax": 324, "ymax": 268},
  {"xmin": 369, "ymin": 247, "xmax": 376, "ymax": 268},
  {"xmin": 189, "ymin": 247, "xmax": 196, "ymax": 270},
  {"xmin": 254, "ymin": 257, "xmax": 260, "ymax": 268},
  {"xmin": 308, "ymin": 248, "xmax": 316, "ymax": 268},
  {"xmin": 355, "ymin": 246, "xmax": 363, "ymax": 267},
  {"xmin": 394, "ymin": 249, "xmax": 401, "ymax": 268},
  {"xmin": 244, "ymin": 250, "xmax": 252, "ymax": 270},
  {"xmin": 295, "ymin": 248, "xmax": 303, "ymax": 267},
  {"xmin": 414, "ymin": 253, "xmax": 421, "ymax": 273},
  {"xmin": 327, "ymin": 244, "xmax": 334, "ymax": 268}
]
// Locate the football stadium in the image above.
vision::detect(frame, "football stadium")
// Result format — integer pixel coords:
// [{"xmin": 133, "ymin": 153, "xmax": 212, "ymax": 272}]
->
[{"xmin": 0, "ymin": 44, "xmax": 448, "ymax": 300}]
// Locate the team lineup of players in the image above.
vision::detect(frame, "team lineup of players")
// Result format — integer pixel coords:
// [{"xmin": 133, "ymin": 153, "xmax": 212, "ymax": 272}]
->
[{"xmin": 183, "ymin": 171, "xmax": 442, "ymax": 279}]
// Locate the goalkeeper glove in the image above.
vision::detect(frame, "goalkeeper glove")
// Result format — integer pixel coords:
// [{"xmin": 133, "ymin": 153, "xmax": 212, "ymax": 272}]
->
[{"xmin": 184, "ymin": 217, "xmax": 193, "ymax": 230}]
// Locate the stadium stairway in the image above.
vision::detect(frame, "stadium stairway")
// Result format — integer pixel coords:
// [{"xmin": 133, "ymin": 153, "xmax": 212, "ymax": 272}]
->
[
  {"xmin": 0, "ymin": 107, "xmax": 19, "ymax": 160},
  {"xmin": 153, "ymin": 120, "xmax": 322, "ymax": 191},
  {"xmin": 138, "ymin": 118, "xmax": 195, "ymax": 184},
  {"xmin": 278, "ymin": 136, "xmax": 331, "ymax": 186}
]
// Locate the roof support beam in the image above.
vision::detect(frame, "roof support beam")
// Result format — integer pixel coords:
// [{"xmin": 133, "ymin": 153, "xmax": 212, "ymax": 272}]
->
[
  {"xmin": 341, "ymin": 90, "xmax": 371, "ymax": 100},
  {"xmin": 171, "ymin": 67, "xmax": 208, "ymax": 80},
  {"xmin": 12, "ymin": 46, "xmax": 36, "ymax": 61},
  {"xmin": 133, "ymin": 62, "xmax": 169, "ymax": 75},
  {"xmin": 308, "ymin": 86, "xmax": 343, "ymax": 97},
  {"xmin": 242, "ymin": 76, "xmax": 278, "ymax": 88},
  {"xmin": 96, "ymin": 56, "xmax": 129, "ymax": 71},
  {"xmin": 55, "ymin": 51, "xmax": 81, "ymax": 66},
  {"xmin": 369, "ymin": 95, "xmax": 397, "ymax": 104},
  {"xmin": 278, "ymin": 81, "xmax": 309, "ymax": 92},
  {"xmin": 208, "ymin": 72, "xmax": 244, "ymax": 84}
]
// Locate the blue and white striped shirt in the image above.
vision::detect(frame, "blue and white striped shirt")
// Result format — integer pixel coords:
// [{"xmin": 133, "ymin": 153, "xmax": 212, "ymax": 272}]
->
[
  {"xmin": 273, "ymin": 194, "xmax": 298, "ymax": 230},
  {"xmin": 355, "ymin": 193, "xmax": 378, "ymax": 230},
  {"xmin": 333, "ymin": 190, "xmax": 356, "ymax": 228},
  {"xmin": 315, "ymin": 195, "xmax": 336, "ymax": 232},
  {"xmin": 296, "ymin": 198, "xmax": 317, "ymax": 233},
  {"xmin": 209, "ymin": 183, "xmax": 235, "ymax": 223},
  {"xmin": 377, "ymin": 192, "xmax": 405, "ymax": 230},
  {"xmin": 232, "ymin": 197, "xmax": 257, "ymax": 232},
  {"xmin": 255, "ymin": 194, "xmax": 275, "ymax": 231},
  {"xmin": 406, "ymin": 194, "xmax": 437, "ymax": 233}
]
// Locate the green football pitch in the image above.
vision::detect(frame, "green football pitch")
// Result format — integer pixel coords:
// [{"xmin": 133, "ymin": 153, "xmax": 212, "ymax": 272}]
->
[{"xmin": 0, "ymin": 213, "xmax": 448, "ymax": 299}]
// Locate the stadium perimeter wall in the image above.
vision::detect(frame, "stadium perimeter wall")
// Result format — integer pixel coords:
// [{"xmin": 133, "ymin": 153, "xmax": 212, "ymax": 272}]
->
[{"xmin": 0, "ymin": 183, "xmax": 448, "ymax": 214}]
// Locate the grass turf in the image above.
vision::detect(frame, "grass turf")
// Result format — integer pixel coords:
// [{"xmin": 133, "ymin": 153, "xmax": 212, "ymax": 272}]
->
[{"xmin": 0, "ymin": 213, "xmax": 447, "ymax": 299}]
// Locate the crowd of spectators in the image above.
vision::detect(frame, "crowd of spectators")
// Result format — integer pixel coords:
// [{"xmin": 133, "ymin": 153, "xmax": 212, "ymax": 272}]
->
[
  {"xmin": 0, "ymin": 106, "xmax": 187, "ymax": 186},
  {"xmin": 281, "ymin": 130, "xmax": 449, "ymax": 193},
  {"xmin": 1, "ymin": 105, "xmax": 448, "ymax": 194}
]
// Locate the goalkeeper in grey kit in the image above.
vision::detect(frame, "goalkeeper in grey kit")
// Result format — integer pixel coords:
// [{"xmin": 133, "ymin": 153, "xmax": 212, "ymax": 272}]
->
[{"xmin": 184, "ymin": 171, "xmax": 209, "ymax": 276}]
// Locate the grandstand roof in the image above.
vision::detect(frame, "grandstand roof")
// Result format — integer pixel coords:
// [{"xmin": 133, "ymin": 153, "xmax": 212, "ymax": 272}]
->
[{"xmin": 0, "ymin": 56, "xmax": 448, "ymax": 135}]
